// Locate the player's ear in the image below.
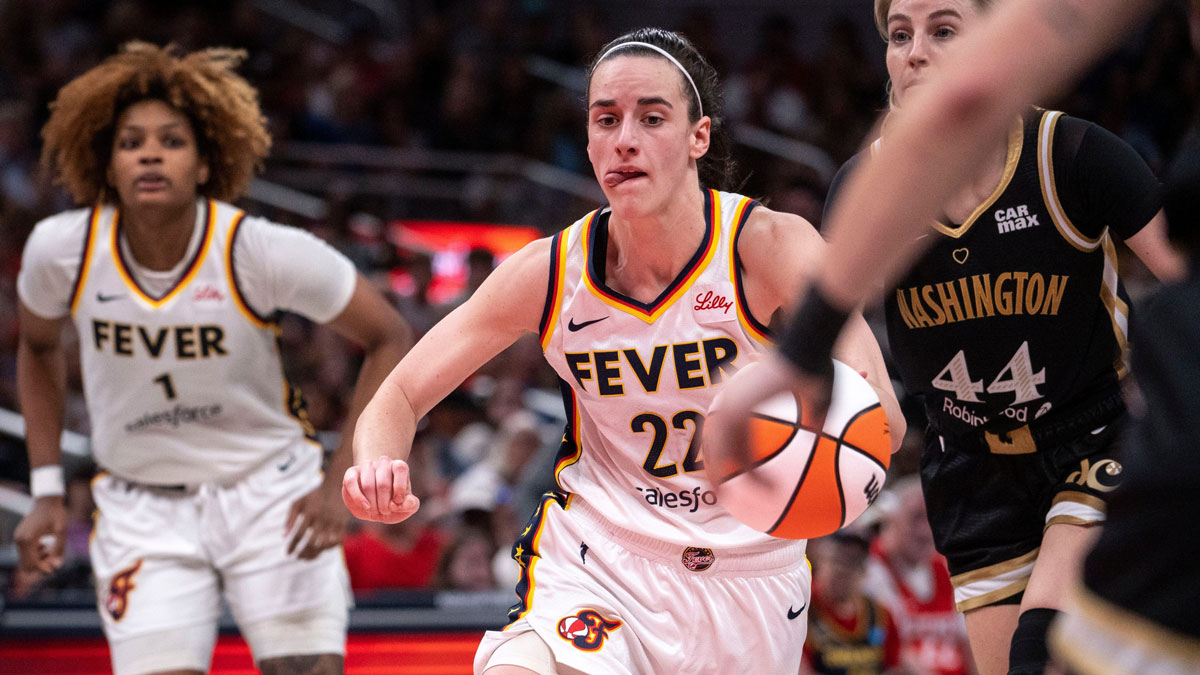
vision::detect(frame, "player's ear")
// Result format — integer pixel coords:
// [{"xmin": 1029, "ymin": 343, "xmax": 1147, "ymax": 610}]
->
[{"xmin": 689, "ymin": 116, "xmax": 711, "ymax": 160}]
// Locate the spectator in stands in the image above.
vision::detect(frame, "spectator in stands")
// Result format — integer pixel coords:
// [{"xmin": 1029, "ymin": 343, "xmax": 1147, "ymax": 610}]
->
[
  {"xmin": 864, "ymin": 477, "xmax": 972, "ymax": 675},
  {"xmin": 342, "ymin": 518, "xmax": 447, "ymax": 593},
  {"xmin": 803, "ymin": 530, "xmax": 903, "ymax": 675},
  {"xmin": 433, "ymin": 525, "xmax": 499, "ymax": 592}
]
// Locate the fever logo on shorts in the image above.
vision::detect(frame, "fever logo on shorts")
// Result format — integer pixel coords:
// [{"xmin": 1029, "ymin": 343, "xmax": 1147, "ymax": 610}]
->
[
  {"xmin": 681, "ymin": 546, "xmax": 715, "ymax": 572},
  {"xmin": 556, "ymin": 609, "xmax": 622, "ymax": 652},
  {"xmin": 106, "ymin": 559, "xmax": 143, "ymax": 621}
]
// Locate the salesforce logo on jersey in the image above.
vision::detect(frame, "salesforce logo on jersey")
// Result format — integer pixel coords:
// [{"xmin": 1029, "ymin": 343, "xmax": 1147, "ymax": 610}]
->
[
  {"xmin": 634, "ymin": 485, "xmax": 718, "ymax": 513},
  {"xmin": 124, "ymin": 403, "xmax": 223, "ymax": 432}
]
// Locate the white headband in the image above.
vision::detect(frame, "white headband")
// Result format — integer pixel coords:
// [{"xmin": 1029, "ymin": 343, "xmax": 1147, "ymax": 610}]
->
[{"xmin": 596, "ymin": 41, "xmax": 704, "ymax": 118}]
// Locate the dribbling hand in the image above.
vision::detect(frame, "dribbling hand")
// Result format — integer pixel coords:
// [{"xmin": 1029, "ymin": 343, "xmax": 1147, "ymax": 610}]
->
[
  {"xmin": 703, "ymin": 352, "xmax": 833, "ymax": 481},
  {"xmin": 341, "ymin": 456, "xmax": 421, "ymax": 524}
]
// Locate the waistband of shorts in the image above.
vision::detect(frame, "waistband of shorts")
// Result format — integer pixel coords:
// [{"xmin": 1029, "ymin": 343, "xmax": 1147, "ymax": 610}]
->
[
  {"xmin": 929, "ymin": 387, "xmax": 1125, "ymax": 455},
  {"xmin": 566, "ymin": 495, "xmax": 807, "ymax": 574},
  {"xmin": 98, "ymin": 446, "xmax": 305, "ymax": 494},
  {"xmin": 101, "ymin": 472, "xmax": 201, "ymax": 494}
]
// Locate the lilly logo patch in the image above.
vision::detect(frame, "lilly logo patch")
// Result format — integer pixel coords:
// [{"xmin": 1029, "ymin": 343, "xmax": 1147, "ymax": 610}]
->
[{"xmin": 692, "ymin": 283, "xmax": 737, "ymax": 324}]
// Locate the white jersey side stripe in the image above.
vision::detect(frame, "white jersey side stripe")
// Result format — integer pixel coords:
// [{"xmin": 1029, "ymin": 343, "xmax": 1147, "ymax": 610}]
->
[{"xmin": 1038, "ymin": 111, "xmax": 1103, "ymax": 252}]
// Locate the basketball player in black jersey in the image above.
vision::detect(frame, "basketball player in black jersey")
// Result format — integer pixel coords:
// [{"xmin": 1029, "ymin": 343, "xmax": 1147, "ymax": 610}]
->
[
  {"xmin": 820, "ymin": 2, "xmax": 1182, "ymax": 673},
  {"xmin": 703, "ymin": 1, "xmax": 1187, "ymax": 675}
]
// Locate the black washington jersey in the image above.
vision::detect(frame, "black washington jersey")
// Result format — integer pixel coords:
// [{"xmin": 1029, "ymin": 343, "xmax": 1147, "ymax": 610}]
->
[{"xmin": 828, "ymin": 109, "xmax": 1161, "ymax": 437}]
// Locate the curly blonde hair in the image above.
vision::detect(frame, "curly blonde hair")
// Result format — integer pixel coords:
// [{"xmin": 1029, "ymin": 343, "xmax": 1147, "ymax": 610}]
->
[{"xmin": 40, "ymin": 41, "xmax": 271, "ymax": 205}]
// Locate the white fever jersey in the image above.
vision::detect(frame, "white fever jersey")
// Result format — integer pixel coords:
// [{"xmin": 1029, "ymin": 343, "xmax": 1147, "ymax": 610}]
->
[
  {"xmin": 540, "ymin": 189, "xmax": 797, "ymax": 551},
  {"xmin": 64, "ymin": 200, "xmax": 319, "ymax": 484}
]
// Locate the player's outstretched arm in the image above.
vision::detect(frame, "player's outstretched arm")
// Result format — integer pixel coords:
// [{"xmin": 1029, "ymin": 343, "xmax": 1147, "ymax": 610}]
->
[
  {"xmin": 286, "ymin": 274, "xmax": 413, "ymax": 558},
  {"xmin": 343, "ymin": 237, "xmax": 553, "ymax": 523},
  {"xmin": 13, "ymin": 304, "xmax": 69, "ymax": 575}
]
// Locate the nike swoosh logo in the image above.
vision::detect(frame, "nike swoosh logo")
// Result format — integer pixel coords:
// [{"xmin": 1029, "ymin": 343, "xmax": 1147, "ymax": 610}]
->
[
  {"xmin": 787, "ymin": 602, "xmax": 806, "ymax": 620},
  {"xmin": 96, "ymin": 292, "xmax": 125, "ymax": 302},
  {"xmin": 277, "ymin": 451, "xmax": 296, "ymax": 472},
  {"xmin": 567, "ymin": 316, "xmax": 608, "ymax": 332}
]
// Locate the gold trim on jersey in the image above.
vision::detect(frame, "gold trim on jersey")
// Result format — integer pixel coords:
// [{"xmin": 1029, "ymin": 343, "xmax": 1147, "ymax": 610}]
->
[
  {"xmin": 1044, "ymin": 515, "xmax": 1104, "ymax": 530},
  {"xmin": 1053, "ymin": 584, "xmax": 1200, "ymax": 671},
  {"xmin": 69, "ymin": 207, "xmax": 104, "ymax": 316},
  {"xmin": 1098, "ymin": 234, "xmax": 1130, "ymax": 378},
  {"xmin": 224, "ymin": 210, "xmax": 274, "ymax": 328},
  {"xmin": 957, "ymin": 577, "xmax": 1030, "ymax": 612},
  {"xmin": 727, "ymin": 196, "xmax": 771, "ymax": 345},
  {"xmin": 950, "ymin": 547, "xmax": 1039, "ymax": 588},
  {"xmin": 1038, "ymin": 111, "xmax": 1103, "ymax": 252},
  {"xmin": 540, "ymin": 231, "xmax": 571, "ymax": 350},
  {"xmin": 932, "ymin": 117, "xmax": 1024, "ymax": 239},
  {"xmin": 111, "ymin": 200, "xmax": 217, "ymax": 308},
  {"xmin": 580, "ymin": 191, "xmax": 720, "ymax": 323}
]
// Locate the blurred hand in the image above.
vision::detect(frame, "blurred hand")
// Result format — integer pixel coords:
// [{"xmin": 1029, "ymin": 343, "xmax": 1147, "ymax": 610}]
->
[
  {"xmin": 14, "ymin": 496, "xmax": 67, "ymax": 574},
  {"xmin": 704, "ymin": 353, "xmax": 834, "ymax": 482},
  {"xmin": 286, "ymin": 474, "xmax": 350, "ymax": 559},
  {"xmin": 341, "ymin": 455, "xmax": 421, "ymax": 524}
]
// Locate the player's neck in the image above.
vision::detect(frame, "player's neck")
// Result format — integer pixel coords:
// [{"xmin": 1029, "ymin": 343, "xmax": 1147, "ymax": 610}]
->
[
  {"xmin": 120, "ymin": 199, "xmax": 199, "ymax": 271},
  {"xmin": 605, "ymin": 192, "xmax": 707, "ymax": 301},
  {"xmin": 942, "ymin": 131, "xmax": 1011, "ymax": 225}
]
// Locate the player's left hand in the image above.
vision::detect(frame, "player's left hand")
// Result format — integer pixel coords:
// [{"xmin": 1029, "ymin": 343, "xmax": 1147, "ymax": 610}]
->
[{"xmin": 285, "ymin": 475, "xmax": 350, "ymax": 560}]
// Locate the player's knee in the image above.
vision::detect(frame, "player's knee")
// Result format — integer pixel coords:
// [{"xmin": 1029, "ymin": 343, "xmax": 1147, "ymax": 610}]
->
[
  {"xmin": 482, "ymin": 630, "xmax": 558, "ymax": 674},
  {"xmin": 240, "ymin": 605, "xmax": 347, "ymax": 668},
  {"xmin": 1007, "ymin": 607, "xmax": 1059, "ymax": 675}
]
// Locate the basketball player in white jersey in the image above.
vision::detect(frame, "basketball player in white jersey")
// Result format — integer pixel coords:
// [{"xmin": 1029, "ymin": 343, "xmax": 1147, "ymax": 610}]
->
[
  {"xmin": 12, "ymin": 43, "xmax": 411, "ymax": 675},
  {"xmin": 342, "ymin": 28, "xmax": 905, "ymax": 674}
]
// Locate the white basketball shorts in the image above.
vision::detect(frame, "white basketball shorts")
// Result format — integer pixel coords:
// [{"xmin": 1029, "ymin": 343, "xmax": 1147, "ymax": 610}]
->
[
  {"xmin": 90, "ymin": 442, "xmax": 351, "ymax": 673},
  {"xmin": 475, "ymin": 494, "xmax": 812, "ymax": 674}
]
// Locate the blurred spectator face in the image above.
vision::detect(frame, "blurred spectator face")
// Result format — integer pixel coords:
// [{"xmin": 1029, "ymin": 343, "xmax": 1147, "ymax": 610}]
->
[
  {"xmin": 813, "ymin": 534, "xmax": 870, "ymax": 602},
  {"xmin": 883, "ymin": 0, "xmax": 983, "ymax": 106},
  {"xmin": 446, "ymin": 532, "xmax": 496, "ymax": 591},
  {"xmin": 884, "ymin": 482, "xmax": 936, "ymax": 565}
]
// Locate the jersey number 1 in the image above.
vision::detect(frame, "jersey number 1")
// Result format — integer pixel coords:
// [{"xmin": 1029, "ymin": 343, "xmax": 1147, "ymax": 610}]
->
[{"xmin": 153, "ymin": 373, "xmax": 177, "ymax": 400}]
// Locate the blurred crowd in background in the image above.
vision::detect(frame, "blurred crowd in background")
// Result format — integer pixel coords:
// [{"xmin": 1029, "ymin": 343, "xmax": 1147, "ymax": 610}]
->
[{"xmin": 0, "ymin": 0, "xmax": 1196, "ymax": 668}]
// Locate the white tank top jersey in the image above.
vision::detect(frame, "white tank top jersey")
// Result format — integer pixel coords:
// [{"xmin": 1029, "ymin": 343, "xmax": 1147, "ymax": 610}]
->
[
  {"xmin": 540, "ymin": 189, "xmax": 805, "ymax": 552},
  {"xmin": 18, "ymin": 199, "xmax": 355, "ymax": 485}
]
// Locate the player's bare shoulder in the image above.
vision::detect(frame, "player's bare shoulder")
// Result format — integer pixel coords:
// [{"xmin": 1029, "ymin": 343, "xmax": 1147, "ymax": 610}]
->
[
  {"xmin": 737, "ymin": 204, "xmax": 826, "ymax": 272},
  {"xmin": 735, "ymin": 205, "xmax": 827, "ymax": 316}
]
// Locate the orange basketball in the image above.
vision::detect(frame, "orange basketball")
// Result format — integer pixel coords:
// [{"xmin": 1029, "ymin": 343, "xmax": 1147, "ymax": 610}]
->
[{"xmin": 706, "ymin": 359, "xmax": 891, "ymax": 539}]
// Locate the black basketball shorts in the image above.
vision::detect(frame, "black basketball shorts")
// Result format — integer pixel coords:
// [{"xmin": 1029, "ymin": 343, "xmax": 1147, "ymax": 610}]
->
[{"xmin": 919, "ymin": 411, "xmax": 1126, "ymax": 612}]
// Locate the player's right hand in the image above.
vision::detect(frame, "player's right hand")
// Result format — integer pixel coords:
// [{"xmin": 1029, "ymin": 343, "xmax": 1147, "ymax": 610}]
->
[
  {"xmin": 14, "ymin": 496, "xmax": 67, "ymax": 574},
  {"xmin": 342, "ymin": 455, "xmax": 421, "ymax": 524},
  {"xmin": 704, "ymin": 352, "xmax": 833, "ymax": 482}
]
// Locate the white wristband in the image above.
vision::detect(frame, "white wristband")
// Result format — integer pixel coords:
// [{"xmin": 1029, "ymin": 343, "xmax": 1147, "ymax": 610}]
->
[{"xmin": 30, "ymin": 465, "xmax": 65, "ymax": 498}]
